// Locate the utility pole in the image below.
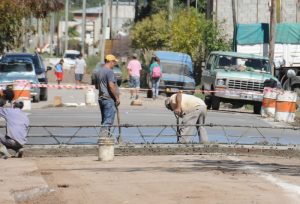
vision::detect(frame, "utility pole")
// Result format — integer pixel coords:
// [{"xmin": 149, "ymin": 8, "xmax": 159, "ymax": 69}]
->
[
  {"xmin": 65, "ymin": 0, "xmax": 69, "ymax": 52},
  {"xmin": 101, "ymin": 0, "xmax": 108, "ymax": 61},
  {"xmin": 269, "ymin": 0, "xmax": 276, "ymax": 76},
  {"xmin": 82, "ymin": 0, "xmax": 86, "ymax": 55},
  {"xmin": 232, "ymin": 0, "xmax": 237, "ymax": 30},
  {"xmin": 50, "ymin": 13, "xmax": 55, "ymax": 56},
  {"xmin": 187, "ymin": 0, "xmax": 190, "ymax": 9},
  {"xmin": 169, "ymin": 0, "xmax": 174, "ymax": 21},
  {"xmin": 109, "ymin": 0, "xmax": 113, "ymax": 39}
]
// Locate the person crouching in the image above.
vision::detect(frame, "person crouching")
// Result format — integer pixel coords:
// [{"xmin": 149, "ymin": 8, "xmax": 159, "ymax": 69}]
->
[
  {"xmin": 165, "ymin": 91, "xmax": 208, "ymax": 143},
  {"xmin": 0, "ymin": 98, "xmax": 29, "ymax": 159}
]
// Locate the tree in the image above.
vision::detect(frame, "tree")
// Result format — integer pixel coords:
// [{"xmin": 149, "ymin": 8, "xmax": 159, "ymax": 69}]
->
[
  {"xmin": 0, "ymin": 0, "xmax": 64, "ymax": 54},
  {"xmin": 131, "ymin": 11, "xmax": 170, "ymax": 51},
  {"xmin": 130, "ymin": 8, "xmax": 230, "ymax": 84},
  {"xmin": 0, "ymin": 0, "xmax": 25, "ymax": 53}
]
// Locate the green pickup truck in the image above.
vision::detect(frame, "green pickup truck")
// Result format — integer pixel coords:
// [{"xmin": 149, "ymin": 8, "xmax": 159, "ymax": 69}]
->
[{"xmin": 201, "ymin": 51, "xmax": 280, "ymax": 114}]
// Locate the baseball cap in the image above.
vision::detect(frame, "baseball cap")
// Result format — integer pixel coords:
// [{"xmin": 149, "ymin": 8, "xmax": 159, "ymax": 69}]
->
[{"xmin": 105, "ymin": 54, "xmax": 118, "ymax": 62}]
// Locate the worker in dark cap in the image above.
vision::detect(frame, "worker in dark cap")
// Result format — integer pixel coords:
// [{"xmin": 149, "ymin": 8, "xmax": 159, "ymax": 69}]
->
[{"xmin": 0, "ymin": 93, "xmax": 29, "ymax": 159}]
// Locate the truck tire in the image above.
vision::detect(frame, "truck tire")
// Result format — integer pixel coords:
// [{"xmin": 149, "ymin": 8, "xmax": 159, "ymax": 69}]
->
[
  {"xmin": 211, "ymin": 96, "xmax": 220, "ymax": 110},
  {"xmin": 253, "ymin": 102, "xmax": 262, "ymax": 114},
  {"xmin": 204, "ymin": 95, "xmax": 212, "ymax": 109}
]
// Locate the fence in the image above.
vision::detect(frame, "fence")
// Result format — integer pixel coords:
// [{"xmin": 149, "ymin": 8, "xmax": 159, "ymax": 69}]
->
[{"xmin": 1, "ymin": 124, "xmax": 299, "ymax": 146}]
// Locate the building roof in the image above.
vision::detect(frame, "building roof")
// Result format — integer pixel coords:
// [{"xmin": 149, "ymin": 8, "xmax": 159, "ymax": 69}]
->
[
  {"xmin": 72, "ymin": 7, "xmax": 102, "ymax": 15},
  {"xmin": 72, "ymin": 1, "xmax": 135, "ymax": 15}
]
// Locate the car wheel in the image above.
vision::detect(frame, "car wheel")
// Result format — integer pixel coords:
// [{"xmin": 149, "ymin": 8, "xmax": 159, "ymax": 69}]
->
[
  {"xmin": 211, "ymin": 96, "xmax": 220, "ymax": 110},
  {"xmin": 117, "ymin": 79, "xmax": 122, "ymax": 86},
  {"xmin": 40, "ymin": 89, "xmax": 48, "ymax": 101},
  {"xmin": 204, "ymin": 95, "xmax": 212, "ymax": 109},
  {"xmin": 253, "ymin": 102, "xmax": 262, "ymax": 114},
  {"xmin": 33, "ymin": 95, "xmax": 40, "ymax": 103}
]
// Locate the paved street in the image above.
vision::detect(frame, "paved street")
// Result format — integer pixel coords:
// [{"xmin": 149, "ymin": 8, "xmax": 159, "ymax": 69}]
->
[{"xmin": 12, "ymin": 87, "xmax": 297, "ymax": 145}]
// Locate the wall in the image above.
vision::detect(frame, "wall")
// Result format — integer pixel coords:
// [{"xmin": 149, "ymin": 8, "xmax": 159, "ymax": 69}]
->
[{"xmin": 212, "ymin": 0, "xmax": 299, "ymax": 39}]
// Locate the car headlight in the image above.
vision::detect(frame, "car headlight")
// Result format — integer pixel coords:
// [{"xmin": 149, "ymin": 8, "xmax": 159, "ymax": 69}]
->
[{"xmin": 217, "ymin": 79, "xmax": 226, "ymax": 86}]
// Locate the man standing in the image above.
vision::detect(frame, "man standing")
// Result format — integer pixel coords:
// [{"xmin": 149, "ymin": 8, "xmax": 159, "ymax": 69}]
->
[
  {"xmin": 75, "ymin": 53, "xmax": 87, "ymax": 86},
  {"xmin": 92, "ymin": 54, "xmax": 120, "ymax": 136},
  {"xmin": 165, "ymin": 91, "xmax": 208, "ymax": 143},
  {"xmin": 127, "ymin": 53, "xmax": 142, "ymax": 99},
  {"xmin": 0, "ymin": 97, "xmax": 29, "ymax": 159}
]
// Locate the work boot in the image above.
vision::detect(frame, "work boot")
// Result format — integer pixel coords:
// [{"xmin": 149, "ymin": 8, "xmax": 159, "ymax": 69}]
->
[
  {"xmin": 15, "ymin": 148, "xmax": 24, "ymax": 158},
  {"xmin": 0, "ymin": 145, "xmax": 11, "ymax": 158}
]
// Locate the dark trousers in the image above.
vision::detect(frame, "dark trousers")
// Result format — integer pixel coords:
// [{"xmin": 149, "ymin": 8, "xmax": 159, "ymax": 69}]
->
[{"xmin": 0, "ymin": 134, "xmax": 23, "ymax": 152}]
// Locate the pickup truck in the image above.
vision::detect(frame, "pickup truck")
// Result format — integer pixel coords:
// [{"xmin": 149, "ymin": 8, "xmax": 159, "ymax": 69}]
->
[{"xmin": 201, "ymin": 51, "xmax": 280, "ymax": 114}]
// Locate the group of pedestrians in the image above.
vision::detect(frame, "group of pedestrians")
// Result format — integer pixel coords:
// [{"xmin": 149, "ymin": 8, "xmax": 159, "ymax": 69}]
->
[
  {"xmin": 55, "ymin": 53, "xmax": 87, "ymax": 86},
  {"xmin": 93, "ymin": 53, "xmax": 208, "ymax": 143},
  {"xmin": 0, "ymin": 53, "xmax": 208, "ymax": 159}
]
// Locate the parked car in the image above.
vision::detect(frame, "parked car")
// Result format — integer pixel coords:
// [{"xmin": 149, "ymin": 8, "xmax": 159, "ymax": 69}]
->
[
  {"xmin": 0, "ymin": 61, "xmax": 41, "ymax": 102},
  {"xmin": 147, "ymin": 51, "xmax": 196, "ymax": 97},
  {"xmin": 91, "ymin": 62, "xmax": 123, "ymax": 86},
  {"xmin": 63, "ymin": 50, "xmax": 80, "ymax": 69},
  {"xmin": 1, "ymin": 52, "xmax": 51, "ymax": 101},
  {"xmin": 201, "ymin": 51, "xmax": 281, "ymax": 114}
]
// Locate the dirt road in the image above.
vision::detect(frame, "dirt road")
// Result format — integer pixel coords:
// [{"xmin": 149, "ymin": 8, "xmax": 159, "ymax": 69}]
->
[{"xmin": 12, "ymin": 154, "xmax": 300, "ymax": 204}]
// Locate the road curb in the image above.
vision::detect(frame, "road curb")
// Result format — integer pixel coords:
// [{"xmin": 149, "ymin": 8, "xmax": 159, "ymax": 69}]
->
[{"xmin": 23, "ymin": 144, "xmax": 300, "ymax": 158}]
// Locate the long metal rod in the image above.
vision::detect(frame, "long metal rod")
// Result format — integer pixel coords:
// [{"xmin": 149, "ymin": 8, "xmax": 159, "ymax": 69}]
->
[{"xmin": 5, "ymin": 124, "xmax": 298, "ymax": 130}]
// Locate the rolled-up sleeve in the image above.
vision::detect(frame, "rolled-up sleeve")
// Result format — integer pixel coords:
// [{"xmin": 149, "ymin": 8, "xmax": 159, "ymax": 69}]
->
[{"xmin": 0, "ymin": 108, "xmax": 7, "ymax": 119}]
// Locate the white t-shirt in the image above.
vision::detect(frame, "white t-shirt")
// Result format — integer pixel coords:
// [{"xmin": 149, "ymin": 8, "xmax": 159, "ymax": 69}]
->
[
  {"xmin": 75, "ymin": 58, "xmax": 87, "ymax": 74},
  {"xmin": 169, "ymin": 94, "xmax": 206, "ymax": 115}
]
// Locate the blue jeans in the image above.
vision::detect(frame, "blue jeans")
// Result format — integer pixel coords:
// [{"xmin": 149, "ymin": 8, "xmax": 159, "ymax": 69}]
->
[
  {"xmin": 98, "ymin": 98, "xmax": 116, "ymax": 136},
  {"xmin": 152, "ymin": 78, "xmax": 160, "ymax": 97}
]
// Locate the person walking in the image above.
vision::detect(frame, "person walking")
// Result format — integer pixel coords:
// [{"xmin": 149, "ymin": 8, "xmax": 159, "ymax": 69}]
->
[
  {"xmin": 75, "ymin": 53, "xmax": 87, "ymax": 86},
  {"xmin": 0, "ymin": 97, "xmax": 29, "ymax": 159},
  {"xmin": 127, "ymin": 53, "xmax": 142, "ymax": 99},
  {"xmin": 92, "ymin": 54, "xmax": 120, "ymax": 136},
  {"xmin": 55, "ymin": 59, "xmax": 64, "ymax": 85},
  {"xmin": 165, "ymin": 91, "xmax": 208, "ymax": 143},
  {"xmin": 149, "ymin": 56, "xmax": 163, "ymax": 100}
]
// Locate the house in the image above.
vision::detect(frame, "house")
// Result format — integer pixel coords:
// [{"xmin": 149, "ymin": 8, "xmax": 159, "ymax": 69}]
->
[{"xmin": 58, "ymin": 1, "xmax": 135, "ymax": 54}]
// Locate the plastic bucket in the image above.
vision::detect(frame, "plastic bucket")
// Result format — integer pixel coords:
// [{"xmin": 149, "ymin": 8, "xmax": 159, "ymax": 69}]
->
[
  {"xmin": 98, "ymin": 137, "xmax": 115, "ymax": 161},
  {"xmin": 85, "ymin": 88, "xmax": 96, "ymax": 105},
  {"xmin": 275, "ymin": 91, "xmax": 297, "ymax": 122},
  {"xmin": 13, "ymin": 80, "xmax": 30, "ymax": 100},
  {"xmin": 261, "ymin": 88, "xmax": 278, "ymax": 118}
]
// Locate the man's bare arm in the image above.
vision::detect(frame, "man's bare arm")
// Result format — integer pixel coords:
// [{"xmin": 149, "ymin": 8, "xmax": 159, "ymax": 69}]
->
[
  {"xmin": 174, "ymin": 91, "xmax": 182, "ymax": 116},
  {"xmin": 108, "ymin": 81, "xmax": 120, "ymax": 105}
]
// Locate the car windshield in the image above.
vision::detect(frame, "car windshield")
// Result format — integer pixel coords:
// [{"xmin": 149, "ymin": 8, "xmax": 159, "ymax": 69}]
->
[
  {"xmin": 217, "ymin": 56, "xmax": 270, "ymax": 73},
  {"xmin": 0, "ymin": 63, "xmax": 33, "ymax": 72},
  {"xmin": 64, "ymin": 53, "xmax": 79, "ymax": 59},
  {"xmin": 161, "ymin": 62, "xmax": 191, "ymax": 76},
  {"xmin": 2, "ymin": 55, "xmax": 44, "ymax": 72}
]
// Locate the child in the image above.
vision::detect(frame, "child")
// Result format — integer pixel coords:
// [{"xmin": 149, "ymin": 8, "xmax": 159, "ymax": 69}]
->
[{"xmin": 55, "ymin": 59, "xmax": 64, "ymax": 85}]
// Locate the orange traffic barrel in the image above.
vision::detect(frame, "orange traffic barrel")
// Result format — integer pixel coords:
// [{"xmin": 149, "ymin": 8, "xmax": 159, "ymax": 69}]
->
[
  {"xmin": 13, "ymin": 80, "xmax": 31, "ymax": 100},
  {"xmin": 275, "ymin": 91, "xmax": 297, "ymax": 123},
  {"xmin": 261, "ymin": 88, "xmax": 278, "ymax": 118}
]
